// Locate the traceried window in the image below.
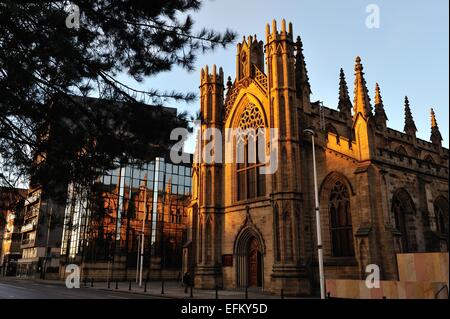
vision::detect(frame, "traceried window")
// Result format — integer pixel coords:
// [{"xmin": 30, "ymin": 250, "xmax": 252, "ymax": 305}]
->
[
  {"xmin": 391, "ymin": 189, "xmax": 417, "ymax": 253},
  {"xmin": 236, "ymin": 103, "xmax": 266, "ymax": 201},
  {"xmin": 434, "ymin": 197, "xmax": 449, "ymax": 236},
  {"xmin": 392, "ymin": 196, "xmax": 408, "ymax": 250},
  {"xmin": 329, "ymin": 181, "xmax": 354, "ymax": 257}
]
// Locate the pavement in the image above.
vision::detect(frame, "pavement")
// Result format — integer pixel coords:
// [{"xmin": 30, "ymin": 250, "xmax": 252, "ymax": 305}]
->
[
  {"xmin": 0, "ymin": 276, "xmax": 299, "ymax": 299},
  {"xmin": 88, "ymin": 279, "xmax": 287, "ymax": 299}
]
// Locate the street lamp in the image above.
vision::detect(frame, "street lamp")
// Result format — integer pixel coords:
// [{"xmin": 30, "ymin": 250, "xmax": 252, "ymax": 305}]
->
[{"xmin": 303, "ymin": 128, "xmax": 325, "ymax": 299}]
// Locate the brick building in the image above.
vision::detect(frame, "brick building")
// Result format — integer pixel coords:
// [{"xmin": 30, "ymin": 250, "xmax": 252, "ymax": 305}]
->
[
  {"xmin": 0, "ymin": 187, "xmax": 27, "ymax": 275},
  {"xmin": 186, "ymin": 20, "xmax": 449, "ymax": 295}
]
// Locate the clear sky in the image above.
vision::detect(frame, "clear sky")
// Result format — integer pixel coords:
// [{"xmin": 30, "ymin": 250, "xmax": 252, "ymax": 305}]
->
[{"xmin": 122, "ymin": 0, "xmax": 449, "ymax": 152}]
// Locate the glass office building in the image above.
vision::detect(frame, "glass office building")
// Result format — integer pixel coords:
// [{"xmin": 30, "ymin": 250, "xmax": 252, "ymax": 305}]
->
[{"xmin": 61, "ymin": 155, "xmax": 192, "ymax": 272}]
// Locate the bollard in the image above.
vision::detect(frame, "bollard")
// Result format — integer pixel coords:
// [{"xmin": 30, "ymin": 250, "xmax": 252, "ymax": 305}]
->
[
  {"xmin": 83, "ymin": 277, "xmax": 87, "ymax": 287},
  {"xmin": 115, "ymin": 280, "xmax": 118, "ymax": 290},
  {"xmin": 190, "ymin": 285, "xmax": 193, "ymax": 298},
  {"xmin": 215, "ymin": 285, "xmax": 219, "ymax": 299},
  {"xmin": 245, "ymin": 286, "xmax": 248, "ymax": 299},
  {"xmin": 144, "ymin": 280, "xmax": 147, "ymax": 293},
  {"xmin": 281, "ymin": 289, "xmax": 284, "ymax": 299},
  {"xmin": 327, "ymin": 292, "xmax": 331, "ymax": 299},
  {"xmin": 161, "ymin": 280, "xmax": 165, "ymax": 294},
  {"xmin": 91, "ymin": 278, "xmax": 94, "ymax": 287},
  {"xmin": 107, "ymin": 280, "xmax": 110, "ymax": 289},
  {"xmin": 129, "ymin": 281, "xmax": 132, "ymax": 291}
]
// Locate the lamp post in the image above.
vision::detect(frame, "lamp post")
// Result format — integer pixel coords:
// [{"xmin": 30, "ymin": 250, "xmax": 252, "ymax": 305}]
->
[
  {"xmin": 139, "ymin": 182, "xmax": 147, "ymax": 287},
  {"xmin": 303, "ymin": 129, "xmax": 325, "ymax": 299}
]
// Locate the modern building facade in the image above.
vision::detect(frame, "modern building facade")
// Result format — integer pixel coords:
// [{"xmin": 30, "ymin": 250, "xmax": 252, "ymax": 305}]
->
[
  {"xmin": 15, "ymin": 96, "xmax": 192, "ymax": 280},
  {"xmin": 60, "ymin": 155, "xmax": 193, "ymax": 280},
  {"xmin": 186, "ymin": 20, "xmax": 449, "ymax": 295},
  {"xmin": 17, "ymin": 187, "xmax": 66, "ymax": 278},
  {"xmin": 0, "ymin": 187, "xmax": 27, "ymax": 276}
]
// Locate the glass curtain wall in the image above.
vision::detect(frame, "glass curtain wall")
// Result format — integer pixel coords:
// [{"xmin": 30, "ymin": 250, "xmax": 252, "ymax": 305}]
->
[{"xmin": 61, "ymin": 157, "xmax": 192, "ymax": 270}]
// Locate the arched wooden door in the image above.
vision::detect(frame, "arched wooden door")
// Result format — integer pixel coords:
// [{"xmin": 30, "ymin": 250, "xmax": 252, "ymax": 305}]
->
[{"xmin": 247, "ymin": 237, "xmax": 262, "ymax": 287}]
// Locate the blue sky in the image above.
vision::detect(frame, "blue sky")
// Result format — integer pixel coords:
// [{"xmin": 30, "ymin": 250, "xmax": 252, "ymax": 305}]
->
[{"xmin": 122, "ymin": 0, "xmax": 449, "ymax": 151}]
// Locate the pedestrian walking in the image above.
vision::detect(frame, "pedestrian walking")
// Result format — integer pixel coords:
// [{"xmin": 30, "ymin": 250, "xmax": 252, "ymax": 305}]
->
[{"xmin": 183, "ymin": 272, "xmax": 191, "ymax": 293}]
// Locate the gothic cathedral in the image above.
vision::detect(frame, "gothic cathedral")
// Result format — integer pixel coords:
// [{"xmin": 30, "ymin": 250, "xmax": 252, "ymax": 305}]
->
[{"xmin": 184, "ymin": 20, "xmax": 449, "ymax": 296}]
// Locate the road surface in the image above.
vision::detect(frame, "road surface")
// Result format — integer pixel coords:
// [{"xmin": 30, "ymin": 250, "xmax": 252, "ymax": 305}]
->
[{"xmin": 0, "ymin": 278, "xmax": 163, "ymax": 299}]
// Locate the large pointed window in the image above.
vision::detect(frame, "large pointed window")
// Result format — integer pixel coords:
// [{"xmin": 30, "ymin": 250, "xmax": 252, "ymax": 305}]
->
[
  {"xmin": 329, "ymin": 181, "xmax": 354, "ymax": 257},
  {"xmin": 391, "ymin": 189, "xmax": 417, "ymax": 253},
  {"xmin": 434, "ymin": 197, "xmax": 449, "ymax": 236},
  {"xmin": 236, "ymin": 104, "xmax": 266, "ymax": 201}
]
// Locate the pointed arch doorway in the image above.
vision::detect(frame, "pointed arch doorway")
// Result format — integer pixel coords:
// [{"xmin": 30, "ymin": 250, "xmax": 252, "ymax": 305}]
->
[
  {"xmin": 234, "ymin": 226, "xmax": 264, "ymax": 289},
  {"xmin": 247, "ymin": 237, "xmax": 262, "ymax": 287}
]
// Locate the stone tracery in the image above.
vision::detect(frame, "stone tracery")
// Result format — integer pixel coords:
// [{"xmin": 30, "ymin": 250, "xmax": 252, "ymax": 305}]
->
[{"xmin": 238, "ymin": 103, "xmax": 265, "ymax": 130}]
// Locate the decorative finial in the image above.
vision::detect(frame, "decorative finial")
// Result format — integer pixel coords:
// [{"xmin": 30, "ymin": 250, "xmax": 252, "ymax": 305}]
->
[
  {"xmin": 272, "ymin": 20, "xmax": 277, "ymax": 33},
  {"xmin": 296, "ymin": 36, "xmax": 303, "ymax": 50},
  {"xmin": 355, "ymin": 56, "xmax": 363, "ymax": 72},
  {"xmin": 430, "ymin": 107, "xmax": 443, "ymax": 145},
  {"xmin": 375, "ymin": 83, "xmax": 382, "ymax": 105},
  {"xmin": 403, "ymin": 96, "xmax": 417, "ymax": 136},
  {"xmin": 353, "ymin": 56, "xmax": 372, "ymax": 119},
  {"xmin": 226, "ymin": 76, "xmax": 233, "ymax": 90},
  {"xmin": 431, "ymin": 108, "xmax": 437, "ymax": 128},
  {"xmin": 281, "ymin": 19, "xmax": 287, "ymax": 33},
  {"xmin": 374, "ymin": 82, "xmax": 388, "ymax": 126},
  {"xmin": 295, "ymin": 34, "xmax": 311, "ymax": 99},
  {"xmin": 338, "ymin": 68, "xmax": 352, "ymax": 117}
]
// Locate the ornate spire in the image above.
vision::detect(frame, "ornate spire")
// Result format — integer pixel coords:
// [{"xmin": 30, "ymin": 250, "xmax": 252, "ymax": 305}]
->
[
  {"xmin": 338, "ymin": 68, "xmax": 352, "ymax": 117},
  {"xmin": 353, "ymin": 56, "xmax": 373, "ymax": 120},
  {"xmin": 295, "ymin": 36, "xmax": 311, "ymax": 99},
  {"xmin": 226, "ymin": 76, "xmax": 233, "ymax": 91},
  {"xmin": 430, "ymin": 108, "xmax": 443, "ymax": 145},
  {"xmin": 374, "ymin": 83, "xmax": 388, "ymax": 128},
  {"xmin": 403, "ymin": 96, "xmax": 417, "ymax": 136}
]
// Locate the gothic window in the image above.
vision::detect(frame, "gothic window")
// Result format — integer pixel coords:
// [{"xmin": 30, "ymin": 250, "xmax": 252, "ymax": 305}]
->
[
  {"xmin": 236, "ymin": 104, "xmax": 266, "ymax": 201},
  {"xmin": 434, "ymin": 197, "xmax": 449, "ymax": 236},
  {"xmin": 329, "ymin": 181, "xmax": 354, "ymax": 257},
  {"xmin": 392, "ymin": 196, "xmax": 409, "ymax": 252},
  {"xmin": 391, "ymin": 190, "xmax": 417, "ymax": 253}
]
